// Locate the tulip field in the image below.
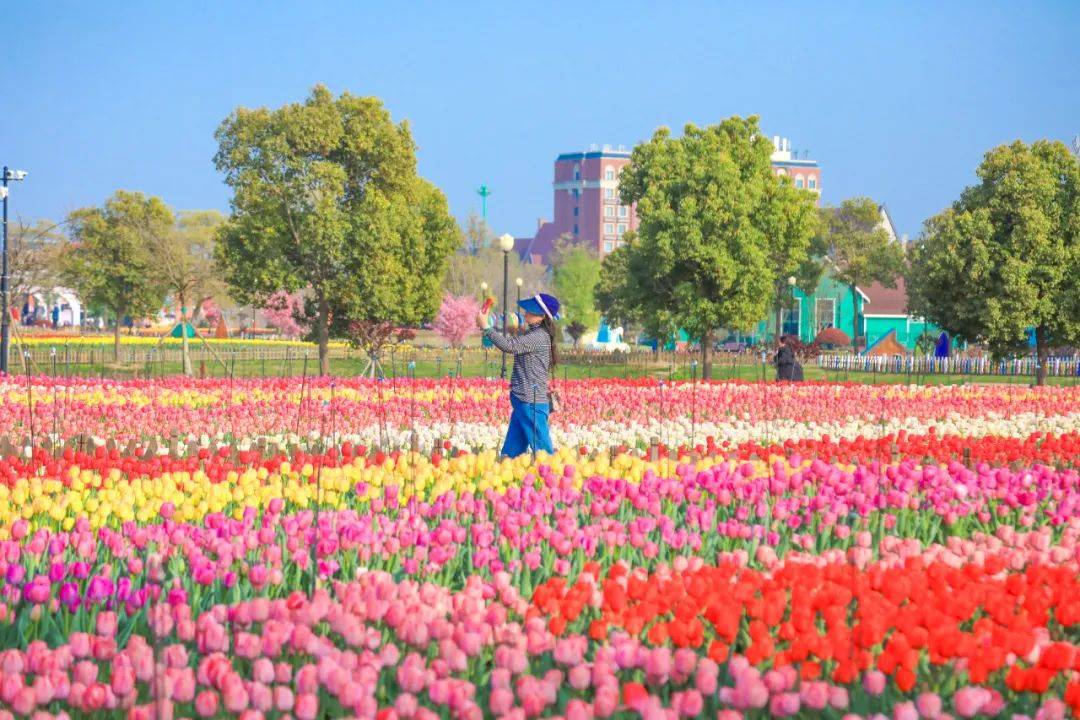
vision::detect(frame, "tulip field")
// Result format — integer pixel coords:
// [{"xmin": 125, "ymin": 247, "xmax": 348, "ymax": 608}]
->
[{"xmin": 0, "ymin": 375, "xmax": 1078, "ymax": 719}]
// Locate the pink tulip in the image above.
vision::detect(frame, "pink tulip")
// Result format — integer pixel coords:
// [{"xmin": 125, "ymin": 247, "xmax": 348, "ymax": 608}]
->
[{"xmin": 862, "ymin": 670, "xmax": 886, "ymax": 696}]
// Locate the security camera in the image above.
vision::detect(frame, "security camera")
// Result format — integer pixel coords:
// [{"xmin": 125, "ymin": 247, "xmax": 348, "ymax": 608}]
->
[{"xmin": 3, "ymin": 169, "xmax": 27, "ymax": 181}]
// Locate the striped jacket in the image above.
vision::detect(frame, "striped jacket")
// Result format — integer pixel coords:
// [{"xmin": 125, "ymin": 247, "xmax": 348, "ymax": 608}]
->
[{"xmin": 484, "ymin": 324, "xmax": 552, "ymax": 403}]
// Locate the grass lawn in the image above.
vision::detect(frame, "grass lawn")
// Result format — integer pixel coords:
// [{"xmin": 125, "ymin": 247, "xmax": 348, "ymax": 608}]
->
[{"xmin": 14, "ymin": 350, "xmax": 1078, "ymax": 386}]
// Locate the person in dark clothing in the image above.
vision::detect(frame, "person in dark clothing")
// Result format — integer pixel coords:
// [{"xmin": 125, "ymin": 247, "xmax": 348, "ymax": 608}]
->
[{"xmin": 775, "ymin": 335, "xmax": 797, "ymax": 381}]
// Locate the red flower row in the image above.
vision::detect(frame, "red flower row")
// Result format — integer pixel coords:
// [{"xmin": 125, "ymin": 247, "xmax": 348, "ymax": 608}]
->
[{"xmin": 530, "ymin": 558, "xmax": 1080, "ymax": 695}]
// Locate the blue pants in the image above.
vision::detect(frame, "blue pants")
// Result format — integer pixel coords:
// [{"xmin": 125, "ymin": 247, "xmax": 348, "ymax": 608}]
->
[{"xmin": 501, "ymin": 395, "xmax": 553, "ymax": 458}]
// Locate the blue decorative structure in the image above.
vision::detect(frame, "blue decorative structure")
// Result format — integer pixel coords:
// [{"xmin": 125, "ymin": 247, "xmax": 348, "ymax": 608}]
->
[{"xmin": 934, "ymin": 332, "xmax": 950, "ymax": 358}]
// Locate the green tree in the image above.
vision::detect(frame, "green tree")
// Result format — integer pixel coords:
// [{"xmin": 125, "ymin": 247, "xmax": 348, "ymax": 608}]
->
[
  {"xmin": 149, "ymin": 210, "xmax": 229, "ymax": 375},
  {"xmin": 908, "ymin": 139, "xmax": 1080, "ymax": 385},
  {"xmin": 595, "ymin": 245, "xmax": 640, "ymax": 329},
  {"xmin": 213, "ymin": 84, "xmax": 458, "ymax": 375},
  {"xmin": 62, "ymin": 191, "xmax": 169, "ymax": 359},
  {"xmin": 551, "ymin": 244, "xmax": 601, "ymax": 345},
  {"xmin": 613, "ymin": 116, "xmax": 818, "ymax": 378},
  {"xmin": 820, "ymin": 197, "xmax": 905, "ymax": 351}
]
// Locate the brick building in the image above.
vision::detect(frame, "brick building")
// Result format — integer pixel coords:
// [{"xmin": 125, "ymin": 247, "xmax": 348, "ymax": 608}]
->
[
  {"xmin": 515, "ymin": 136, "xmax": 821, "ymax": 265},
  {"xmin": 515, "ymin": 145, "xmax": 637, "ymax": 264}
]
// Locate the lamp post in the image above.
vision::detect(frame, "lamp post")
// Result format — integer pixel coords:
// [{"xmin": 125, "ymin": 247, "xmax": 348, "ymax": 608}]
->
[
  {"xmin": 1, "ymin": 167, "xmax": 28, "ymax": 375},
  {"xmin": 497, "ymin": 234, "xmax": 515, "ymax": 379},
  {"xmin": 786, "ymin": 275, "xmax": 797, "ymax": 340}
]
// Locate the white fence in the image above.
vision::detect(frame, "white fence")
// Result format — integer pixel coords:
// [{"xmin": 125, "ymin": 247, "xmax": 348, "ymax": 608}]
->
[{"xmin": 816, "ymin": 354, "xmax": 1080, "ymax": 378}]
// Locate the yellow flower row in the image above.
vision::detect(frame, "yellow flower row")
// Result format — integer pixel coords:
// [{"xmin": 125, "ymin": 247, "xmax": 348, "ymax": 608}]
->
[
  {"xmin": 0, "ymin": 384, "xmax": 503, "ymax": 408},
  {"xmin": 0, "ymin": 450, "xmax": 791, "ymax": 535}
]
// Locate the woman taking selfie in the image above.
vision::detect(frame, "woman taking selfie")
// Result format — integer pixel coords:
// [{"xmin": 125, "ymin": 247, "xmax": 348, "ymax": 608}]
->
[{"xmin": 477, "ymin": 292, "xmax": 561, "ymax": 458}]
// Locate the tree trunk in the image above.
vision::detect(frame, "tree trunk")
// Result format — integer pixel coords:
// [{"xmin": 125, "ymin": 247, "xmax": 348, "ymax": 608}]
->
[
  {"xmin": 316, "ymin": 297, "xmax": 330, "ymax": 376},
  {"xmin": 179, "ymin": 295, "xmax": 192, "ymax": 377},
  {"xmin": 113, "ymin": 309, "xmax": 123, "ymax": 360},
  {"xmin": 850, "ymin": 284, "xmax": 860, "ymax": 353},
  {"xmin": 701, "ymin": 328, "xmax": 713, "ymax": 380},
  {"xmin": 1035, "ymin": 325, "xmax": 1048, "ymax": 387}
]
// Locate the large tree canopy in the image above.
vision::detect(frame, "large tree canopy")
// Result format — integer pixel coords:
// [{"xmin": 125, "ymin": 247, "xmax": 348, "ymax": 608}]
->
[
  {"xmin": 607, "ymin": 115, "xmax": 819, "ymax": 378},
  {"xmin": 62, "ymin": 191, "xmax": 170, "ymax": 358},
  {"xmin": 907, "ymin": 139, "xmax": 1080, "ymax": 385},
  {"xmin": 214, "ymin": 84, "xmax": 458, "ymax": 374}
]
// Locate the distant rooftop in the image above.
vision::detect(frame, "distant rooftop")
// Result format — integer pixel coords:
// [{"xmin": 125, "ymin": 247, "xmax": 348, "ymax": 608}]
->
[
  {"xmin": 770, "ymin": 135, "xmax": 817, "ymax": 166},
  {"xmin": 556, "ymin": 143, "xmax": 632, "ymax": 161}
]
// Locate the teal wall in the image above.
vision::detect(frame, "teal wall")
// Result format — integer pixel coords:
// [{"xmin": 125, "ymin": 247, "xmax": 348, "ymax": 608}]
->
[
  {"xmin": 753, "ymin": 274, "xmax": 860, "ymax": 345},
  {"xmin": 743, "ymin": 272, "xmax": 941, "ymax": 352}
]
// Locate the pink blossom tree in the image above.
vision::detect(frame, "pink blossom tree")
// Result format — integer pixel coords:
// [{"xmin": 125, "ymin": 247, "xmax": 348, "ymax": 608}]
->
[
  {"xmin": 261, "ymin": 290, "xmax": 309, "ymax": 339},
  {"xmin": 200, "ymin": 298, "xmax": 222, "ymax": 327},
  {"xmin": 432, "ymin": 293, "xmax": 481, "ymax": 347}
]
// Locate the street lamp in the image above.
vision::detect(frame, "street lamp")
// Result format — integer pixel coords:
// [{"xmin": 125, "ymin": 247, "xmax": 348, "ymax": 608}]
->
[
  {"xmin": 515, "ymin": 276, "xmax": 523, "ymax": 310},
  {"xmin": 786, "ymin": 276, "xmax": 797, "ymax": 340},
  {"xmin": 497, "ymin": 233, "xmax": 515, "ymax": 379},
  {"xmin": 1, "ymin": 167, "xmax": 29, "ymax": 375}
]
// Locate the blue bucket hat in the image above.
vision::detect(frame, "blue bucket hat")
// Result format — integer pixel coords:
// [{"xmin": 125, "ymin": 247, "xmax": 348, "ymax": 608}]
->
[{"xmin": 518, "ymin": 292, "xmax": 561, "ymax": 320}]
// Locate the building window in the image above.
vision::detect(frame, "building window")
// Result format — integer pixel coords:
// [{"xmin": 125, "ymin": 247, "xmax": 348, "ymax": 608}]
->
[
  {"xmin": 572, "ymin": 189, "xmax": 579, "ymax": 198},
  {"xmin": 815, "ymin": 298, "xmax": 836, "ymax": 333},
  {"xmin": 603, "ymin": 241, "xmax": 614, "ymax": 253},
  {"xmin": 604, "ymin": 166, "xmax": 615, "ymax": 181},
  {"xmin": 617, "ymin": 223, "xmax": 627, "ymax": 235},
  {"xmin": 795, "ymin": 175, "xmax": 805, "ymax": 188},
  {"xmin": 618, "ymin": 206, "xmax": 628, "ymax": 217},
  {"xmin": 604, "ymin": 188, "xmax": 614, "ymax": 199},
  {"xmin": 573, "ymin": 164, "xmax": 581, "ymax": 181},
  {"xmin": 573, "ymin": 224, "xmax": 579, "ymax": 236},
  {"xmin": 808, "ymin": 177, "xmax": 817, "ymax": 189},
  {"xmin": 604, "ymin": 223, "xmax": 614, "ymax": 235},
  {"xmin": 573, "ymin": 207, "xmax": 579, "ymax": 217},
  {"xmin": 604, "ymin": 206, "xmax": 615, "ymax": 217}
]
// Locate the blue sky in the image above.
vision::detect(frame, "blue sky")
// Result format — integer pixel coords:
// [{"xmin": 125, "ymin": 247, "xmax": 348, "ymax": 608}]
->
[{"xmin": 3, "ymin": 1, "xmax": 1077, "ymax": 240}]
